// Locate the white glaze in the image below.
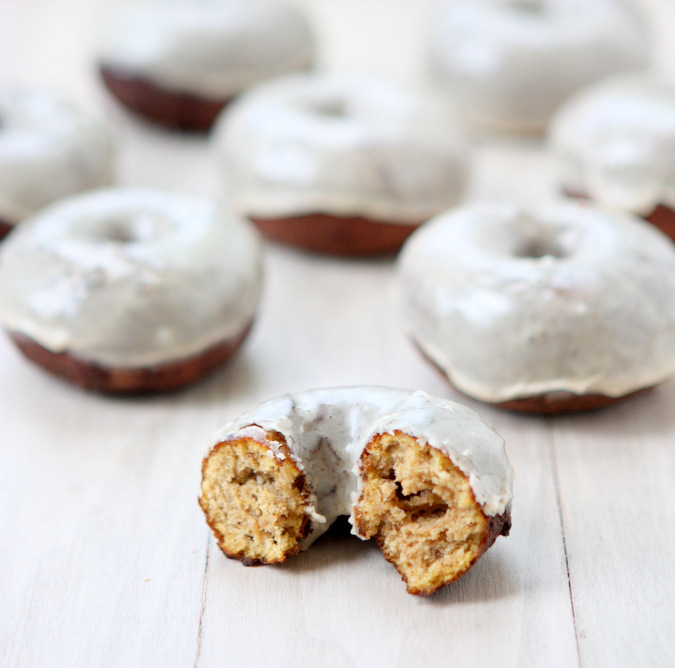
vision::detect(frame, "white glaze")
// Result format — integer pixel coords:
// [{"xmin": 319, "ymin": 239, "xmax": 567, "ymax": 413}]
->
[
  {"xmin": 397, "ymin": 201, "xmax": 675, "ymax": 403},
  {"xmin": 428, "ymin": 0, "xmax": 649, "ymax": 132},
  {"xmin": 0, "ymin": 188, "xmax": 262, "ymax": 367},
  {"xmin": 212, "ymin": 73, "xmax": 469, "ymax": 222},
  {"xmin": 99, "ymin": 0, "xmax": 314, "ymax": 100},
  {"xmin": 211, "ymin": 387, "xmax": 513, "ymax": 547},
  {"xmin": 0, "ymin": 86, "xmax": 113, "ymax": 225},
  {"xmin": 549, "ymin": 76, "xmax": 675, "ymax": 216}
]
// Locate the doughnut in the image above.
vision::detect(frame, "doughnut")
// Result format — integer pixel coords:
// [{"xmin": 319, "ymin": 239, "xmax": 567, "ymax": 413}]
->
[
  {"xmin": 199, "ymin": 387, "xmax": 513, "ymax": 595},
  {"xmin": 98, "ymin": 0, "xmax": 314, "ymax": 131},
  {"xmin": 0, "ymin": 189, "xmax": 262, "ymax": 393},
  {"xmin": 397, "ymin": 201, "xmax": 675, "ymax": 413},
  {"xmin": 549, "ymin": 76, "xmax": 675, "ymax": 240},
  {"xmin": 427, "ymin": 0, "xmax": 649, "ymax": 132},
  {"xmin": 211, "ymin": 73, "xmax": 469, "ymax": 255},
  {"xmin": 0, "ymin": 86, "xmax": 113, "ymax": 240}
]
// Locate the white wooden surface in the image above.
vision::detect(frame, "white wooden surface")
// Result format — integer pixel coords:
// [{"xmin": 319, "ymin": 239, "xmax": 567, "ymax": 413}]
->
[{"xmin": 1, "ymin": 1, "xmax": 675, "ymax": 666}]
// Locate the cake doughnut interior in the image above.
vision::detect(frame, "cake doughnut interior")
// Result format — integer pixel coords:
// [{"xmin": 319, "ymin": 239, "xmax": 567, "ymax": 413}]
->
[
  {"xmin": 201, "ymin": 431, "xmax": 310, "ymax": 566},
  {"xmin": 353, "ymin": 431, "xmax": 498, "ymax": 593},
  {"xmin": 199, "ymin": 388, "xmax": 513, "ymax": 595}
]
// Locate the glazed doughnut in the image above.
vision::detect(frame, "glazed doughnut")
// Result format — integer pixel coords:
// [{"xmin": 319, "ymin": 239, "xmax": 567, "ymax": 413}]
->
[
  {"xmin": 199, "ymin": 387, "xmax": 513, "ymax": 595},
  {"xmin": 0, "ymin": 189, "xmax": 262, "ymax": 393},
  {"xmin": 428, "ymin": 0, "xmax": 648, "ymax": 132},
  {"xmin": 397, "ymin": 201, "xmax": 675, "ymax": 413},
  {"xmin": 98, "ymin": 0, "xmax": 314, "ymax": 131},
  {"xmin": 212, "ymin": 73, "xmax": 469, "ymax": 255},
  {"xmin": 0, "ymin": 86, "xmax": 113, "ymax": 240},
  {"xmin": 549, "ymin": 76, "xmax": 675, "ymax": 239}
]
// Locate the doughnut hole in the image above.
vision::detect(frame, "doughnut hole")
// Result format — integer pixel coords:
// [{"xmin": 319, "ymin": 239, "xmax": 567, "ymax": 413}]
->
[
  {"xmin": 199, "ymin": 431, "xmax": 311, "ymax": 565},
  {"xmin": 509, "ymin": 0, "xmax": 544, "ymax": 13},
  {"xmin": 308, "ymin": 96, "xmax": 348, "ymax": 118},
  {"xmin": 353, "ymin": 431, "xmax": 495, "ymax": 595},
  {"xmin": 514, "ymin": 236, "xmax": 568, "ymax": 259},
  {"xmin": 510, "ymin": 219, "xmax": 575, "ymax": 260},
  {"xmin": 95, "ymin": 212, "xmax": 174, "ymax": 244}
]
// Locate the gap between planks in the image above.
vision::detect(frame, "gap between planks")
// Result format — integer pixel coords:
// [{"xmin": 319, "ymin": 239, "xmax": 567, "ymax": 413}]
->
[
  {"xmin": 548, "ymin": 417, "xmax": 582, "ymax": 668},
  {"xmin": 194, "ymin": 532, "xmax": 212, "ymax": 668}
]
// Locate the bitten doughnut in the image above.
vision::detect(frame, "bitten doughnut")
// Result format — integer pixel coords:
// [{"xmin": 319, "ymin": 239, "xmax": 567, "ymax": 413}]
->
[
  {"xmin": 397, "ymin": 202, "xmax": 675, "ymax": 413},
  {"xmin": 0, "ymin": 189, "xmax": 262, "ymax": 393},
  {"xmin": 212, "ymin": 73, "xmax": 469, "ymax": 255},
  {"xmin": 428, "ymin": 0, "xmax": 648, "ymax": 132},
  {"xmin": 98, "ymin": 0, "xmax": 314, "ymax": 131},
  {"xmin": 199, "ymin": 387, "xmax": 513, "ymax": 595},
  {"xmin": 0, "ymin": 86, "xmax": 113, "ymax": 240},
  {"xmin": 549, "ymin": 76, "xmax": 675, "ymax": 240}
]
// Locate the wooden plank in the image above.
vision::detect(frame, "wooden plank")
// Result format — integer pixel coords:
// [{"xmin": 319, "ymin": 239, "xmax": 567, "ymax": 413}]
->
[
  {"xmin": 552, "ymin": 385, "xmax": 675, "ymax": 667},
  {"xmin": 0, "ymin": 337, "xmax": 219, "ymax": 666}
]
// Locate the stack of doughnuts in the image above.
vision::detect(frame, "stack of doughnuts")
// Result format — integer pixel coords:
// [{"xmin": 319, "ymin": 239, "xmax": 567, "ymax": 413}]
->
[
  {"xmin": 98, "ymin": 0, "xmax": 315, "ymax": 131},
  {"xmin": 0, "ymin": 86, "xmax": 113, "ymax": 239},
  {"xmin": 212, "ymin": 73, "xmax": 469, "ymax": 255}
]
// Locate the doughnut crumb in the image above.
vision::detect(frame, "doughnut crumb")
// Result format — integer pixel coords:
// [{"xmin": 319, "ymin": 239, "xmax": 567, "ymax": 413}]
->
[
  {"xmin": 353, "ymin": 431, "xmax": 507, "ymax": 595},
  {"xmin": 199, "ymin": 431, "xmax": 310, "ymax": 565}
]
